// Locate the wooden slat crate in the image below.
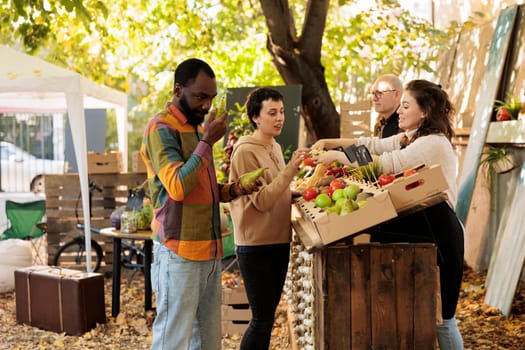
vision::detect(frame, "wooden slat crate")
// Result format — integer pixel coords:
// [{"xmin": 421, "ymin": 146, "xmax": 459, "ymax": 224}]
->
[
  {"xmin": 44, "ymin": 173, "xmax": 147, "ymax": 271},
  {"xmin": 288, "ymin": 241, "xmax": 438, "ymax": 349},
  {"xmin": 88, "ymin": 152, "xmax": 123, "ymax": 174},
  {"xmin": 132, "ymin": 151, "xmax": 147, "ymax": 173},
  {"xmin": 340, "ymin": 101, "xmax": 372, "ymax": 138},
  {"xmin": 222, "ymin": 286, "xmax": 250, "ymax": 336}
]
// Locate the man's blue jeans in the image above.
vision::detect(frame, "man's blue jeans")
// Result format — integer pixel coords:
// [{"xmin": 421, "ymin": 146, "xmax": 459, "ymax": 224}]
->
[{"xmin": 151, "ymin": 243, "xmax": 221, "ymax": 350}]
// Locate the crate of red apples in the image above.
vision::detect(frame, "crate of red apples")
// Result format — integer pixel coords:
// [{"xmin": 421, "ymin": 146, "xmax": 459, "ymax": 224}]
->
[
  {"xmin": 378, "ymin": 163, "xmax": 448, "ymax": 211},
  {"xmin": 291, "ymin": 161, "xmax": 448, "ymax": 247}
]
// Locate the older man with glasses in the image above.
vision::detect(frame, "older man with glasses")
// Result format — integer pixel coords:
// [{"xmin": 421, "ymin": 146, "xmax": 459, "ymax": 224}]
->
[{"xmin": 370, "ymin": 74, "xmax": 403, "ymax": 138}]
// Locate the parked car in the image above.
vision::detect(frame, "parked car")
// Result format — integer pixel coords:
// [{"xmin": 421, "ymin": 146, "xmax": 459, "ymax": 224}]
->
[{"xmin": 0, "ymin": 141, "xmax": 67, "ymax": 193}]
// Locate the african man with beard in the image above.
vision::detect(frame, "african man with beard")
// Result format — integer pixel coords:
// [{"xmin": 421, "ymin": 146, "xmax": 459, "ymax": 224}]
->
[{"xmin": 141, "ymin": 58, "xmax": 260, "ymax": 350}]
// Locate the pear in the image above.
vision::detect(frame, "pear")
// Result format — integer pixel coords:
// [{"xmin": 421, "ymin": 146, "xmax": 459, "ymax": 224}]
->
[
  {"xmin": 216, "ymin": 96, "xmax": 226, "ymax": 115},
  {"xmin": 339, "ymin": 198, "xmax": 355, "ymax": 216},
  {"xmin": 240, "ymin": 167, "xmax": 265, "ymax": 187},
  {"xmin": 325, "ymin": 205, "xmax": 340, "ymax": 215}
]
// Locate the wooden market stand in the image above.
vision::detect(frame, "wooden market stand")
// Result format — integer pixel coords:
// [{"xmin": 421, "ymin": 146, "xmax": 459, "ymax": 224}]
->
[{"xmin": 288, "ymin": 194, "xmax": 447, "ymax": 349}]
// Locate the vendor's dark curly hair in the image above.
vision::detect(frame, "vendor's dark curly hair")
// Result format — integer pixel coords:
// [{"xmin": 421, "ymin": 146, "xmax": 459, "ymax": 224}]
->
[{"xmin": 405, "ymin": 80, "xmax": 456, "ymax": 141}]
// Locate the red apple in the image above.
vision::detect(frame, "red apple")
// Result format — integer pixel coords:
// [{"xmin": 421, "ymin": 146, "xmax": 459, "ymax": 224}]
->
[
  {"xmin": 496, "ymin": 108, "xmax": 511, "ymax": 121},
  {"xmin": 378, "ymin": 174, "xmax": 395, "ymax": 186}
]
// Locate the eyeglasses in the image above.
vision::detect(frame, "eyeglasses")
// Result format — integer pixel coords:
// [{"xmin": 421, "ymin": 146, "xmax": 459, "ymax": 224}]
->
[{"xmin": 369, "ymin": 90, "xmax": 396, "ymax": 99}]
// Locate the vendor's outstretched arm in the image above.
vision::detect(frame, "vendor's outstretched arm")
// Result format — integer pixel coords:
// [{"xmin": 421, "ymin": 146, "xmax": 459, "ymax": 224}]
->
[
  {"xmin": 311, "ymin": 138, "xmax": 357, "ymax": 151},
  {"xmin": 313, "ymin": 150, "xmax": 354, "ymax": 166}
]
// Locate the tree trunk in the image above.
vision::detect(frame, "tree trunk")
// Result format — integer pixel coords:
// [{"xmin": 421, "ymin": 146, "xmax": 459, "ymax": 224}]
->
[{"xmin": 259, "ymin": 0, "xmax": 340, "ymax": 141}]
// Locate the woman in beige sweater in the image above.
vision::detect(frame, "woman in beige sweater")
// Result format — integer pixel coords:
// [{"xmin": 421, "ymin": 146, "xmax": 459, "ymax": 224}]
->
[{"xmin": 228, "ymin": 87, "xmax": 308, "ymax": 350}]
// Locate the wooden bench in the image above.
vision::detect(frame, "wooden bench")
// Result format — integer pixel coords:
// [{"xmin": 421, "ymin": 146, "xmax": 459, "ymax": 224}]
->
[{"xmin": 44, "ymin": 173, "xmax": 147, "ymax": 271}]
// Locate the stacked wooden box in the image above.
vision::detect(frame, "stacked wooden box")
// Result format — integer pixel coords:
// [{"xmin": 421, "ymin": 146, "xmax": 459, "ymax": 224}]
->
[
  {"xmin": 87, "ymin": 152, "xmax": 123, "ymax": 174},
  {"xmin": 44, "ymin": 173, "xmax": 147, "ymax": 271},
  {"xmin": 221, "ymin": 286, "xmax": 251, "ymax": 335},
  {"xmin": 131, "ymin": 151, "xmax": 147, "ymax": 173}
]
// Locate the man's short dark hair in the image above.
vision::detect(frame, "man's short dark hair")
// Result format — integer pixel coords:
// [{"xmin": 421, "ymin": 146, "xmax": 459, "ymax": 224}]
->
[{"xmin": 174, "ymin": 58, "xmax": 215, "ymax": 90}]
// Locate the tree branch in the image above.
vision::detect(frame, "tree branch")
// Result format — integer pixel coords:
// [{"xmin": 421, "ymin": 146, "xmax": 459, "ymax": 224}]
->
[
  {"xmin": 259, "ymin": 0, "xmax": 295, "ymax": 51},
  {"xmin": 299, "ymin": 0, "xmax": 329, "ymax": 65}
]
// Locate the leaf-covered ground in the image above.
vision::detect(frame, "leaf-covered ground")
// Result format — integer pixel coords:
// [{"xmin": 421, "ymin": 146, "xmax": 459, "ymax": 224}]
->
[{"xmin": 0, "ymin": 266, "xmax": 523, "ymax": 349}]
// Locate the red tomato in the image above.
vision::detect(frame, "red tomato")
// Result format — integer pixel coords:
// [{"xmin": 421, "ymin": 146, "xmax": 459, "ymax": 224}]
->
[
  {"xmin": 403, "ymin": 169, "xmax": 417, "ymax": 177},
  {"xmin": 303, "ymin": 187, "xmax": 318, "ymax": 201},
  {"xmin": 329, "ymin": 179, "xmax": 345, "ymax": 192},
  {"xmin": 496, "ymin": 108, "xmax": 511, "ymax": 121},
  {"xmin": 378, "ymin": 174, "xmax": 395, "ymax": 187},
  {"xmin": 303, "ymin": 157, "xmax": 316, "ymax": 167}
]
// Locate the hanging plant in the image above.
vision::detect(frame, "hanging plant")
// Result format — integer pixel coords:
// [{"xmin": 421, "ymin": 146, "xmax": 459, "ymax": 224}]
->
[{"xmin": 479, "ymin": 146, "xmax": 516, "ymax": 186}]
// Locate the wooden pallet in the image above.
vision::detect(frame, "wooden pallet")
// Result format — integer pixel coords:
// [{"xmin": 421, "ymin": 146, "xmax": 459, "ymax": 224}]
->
[{"xmin": 44, "ymin": 173, "xmax": 147, "ymax": 270}]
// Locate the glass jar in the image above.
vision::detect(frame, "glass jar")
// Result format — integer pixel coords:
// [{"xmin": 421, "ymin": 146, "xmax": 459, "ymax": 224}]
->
[{"xmin": 120, "ymin": 210, "xmax": 137, "ymax": 233}]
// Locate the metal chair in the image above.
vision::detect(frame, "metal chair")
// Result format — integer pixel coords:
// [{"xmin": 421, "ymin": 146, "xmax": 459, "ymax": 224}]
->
[{"xmin": 1, "ymin": 200, "xmax": 46, "ymax": 264}]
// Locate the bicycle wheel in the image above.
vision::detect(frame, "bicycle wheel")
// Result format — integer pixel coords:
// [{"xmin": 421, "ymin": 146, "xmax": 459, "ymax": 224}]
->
[
  {"xmin": 53, "ymin": 237, "xmax": 104, "ymax": 272},
  {"xmin": 121, "ymin": 240, "xmax": 144, "ymax": 271}
]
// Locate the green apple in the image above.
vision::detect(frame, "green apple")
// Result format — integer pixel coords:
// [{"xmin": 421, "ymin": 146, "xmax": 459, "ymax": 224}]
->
[
  {"xmin": 331, "ymin": 188, "xmax": 345, "ymax": 202},
  {"xmin": 343, "ymin": 184, "xmax": 360, "ymax": 200},
  {"xmin": 334, "ymin": 197, "xmax": 346, "ymax": 208},
  {"xmin": 314, "ymin": 193, "xmax": 332, "ymax": 208}
]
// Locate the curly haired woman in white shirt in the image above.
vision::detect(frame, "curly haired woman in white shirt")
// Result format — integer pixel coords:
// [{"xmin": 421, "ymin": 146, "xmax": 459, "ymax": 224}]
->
[{"xmin": 313, "ymin": 79, "xmax": 464, "ymax": 350}]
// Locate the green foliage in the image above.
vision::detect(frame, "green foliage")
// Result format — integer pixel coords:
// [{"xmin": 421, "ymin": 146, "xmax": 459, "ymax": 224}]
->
[
  {"xmin": 1, "ymin": 0, "xmax": 456, "ymax": 165},
  {"xmin": 323, "ymin": 1, "xmax": 450, "ymax": 101},
  {"xmin": 495, "ymin": 94, "xmax": 523, "ymax": 120}
]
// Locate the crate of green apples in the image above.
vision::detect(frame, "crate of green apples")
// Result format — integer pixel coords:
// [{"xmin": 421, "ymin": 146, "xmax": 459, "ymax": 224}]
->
[{"xmin": 293, "ymin": 178, "xmax": 397, "ymax": 246}]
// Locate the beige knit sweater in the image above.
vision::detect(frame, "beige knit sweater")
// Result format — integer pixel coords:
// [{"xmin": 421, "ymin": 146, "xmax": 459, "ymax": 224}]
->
[{"xmin": 228, "ymin": 135, "xmax": 297, "ymax": 246}]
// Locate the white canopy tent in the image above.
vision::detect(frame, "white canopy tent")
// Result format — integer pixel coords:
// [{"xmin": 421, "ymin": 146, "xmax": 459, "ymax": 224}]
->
[{"xmin": 0, "ymin": 45, "xmax": 128, "ymax": 271}]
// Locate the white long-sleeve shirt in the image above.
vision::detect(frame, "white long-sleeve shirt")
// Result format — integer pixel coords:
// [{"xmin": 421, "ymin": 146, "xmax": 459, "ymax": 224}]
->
[{"xmin": 357, "ymin": 132, "xmax": 458, "ymax": 209}]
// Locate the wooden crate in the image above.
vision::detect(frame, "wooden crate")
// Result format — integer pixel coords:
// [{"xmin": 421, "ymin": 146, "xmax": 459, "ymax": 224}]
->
[
  {"xmin": 340, "ymin": 101, "xmax": 372, "ymax": 138},
  {"xmin": 222, "ymin": 286, "xmax": 250, "ymax": 335},
  {"xmin": 132, "ymin": 151, "xmax": 147, "ymax": 173},
  {"xmin": 299, "ymin": 242, "xmax": 438, "ymax": 349},
  {"xmin": 44, "ymin": 173, "xmax": 147, "ymax": 271},
  {"xmin": 88, "ymin": 152, "xmax": 123, "ymax": 174}
]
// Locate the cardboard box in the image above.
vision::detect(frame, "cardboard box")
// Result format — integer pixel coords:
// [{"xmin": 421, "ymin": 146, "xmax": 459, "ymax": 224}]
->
[
  {"xmin": 88, "ymin": 151, "xmax": 122, "ymax": 174},
  {"xmin": 222, "ymin": 286, "xmax": 249, "ymax": 305},
  {"xmin": 382, "ymin": 164, "xmax": 448, "ymax": 212},
  {"xmin": 132, "ymin": 151, "xmax": 147, "ymax": 173},
  {"xmin": 14, "ymin": 265, "xmax": 106, "ymax": 335},
  {"xmin": 293, "ymin": 183, "xmax": 397, "ymax": 247}
]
